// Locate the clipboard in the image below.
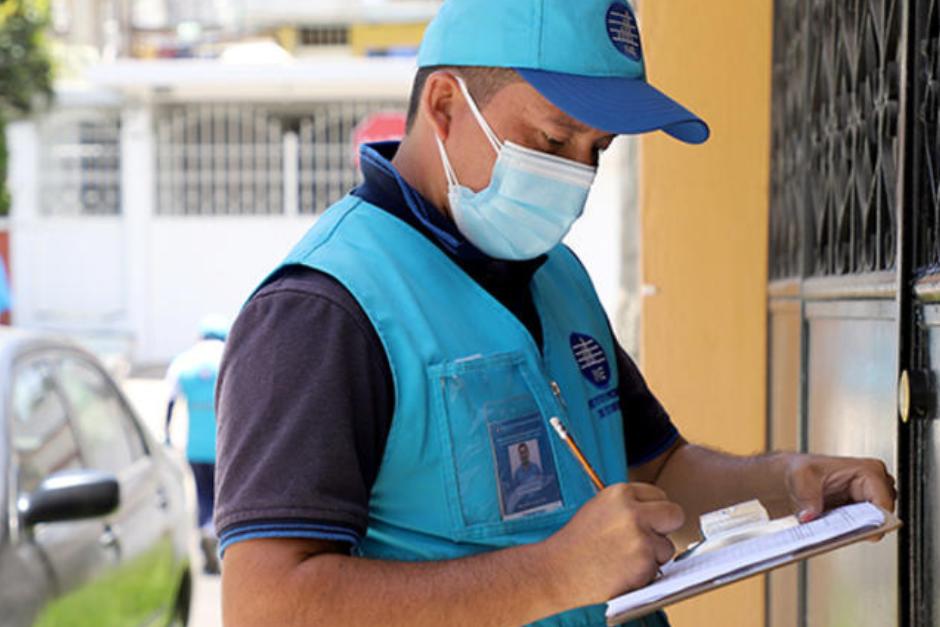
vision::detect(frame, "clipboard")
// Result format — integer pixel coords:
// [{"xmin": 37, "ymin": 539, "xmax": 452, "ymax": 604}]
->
[{"xmin": 605, "ymin": 502, "xmax": 902, "ymax": 626}]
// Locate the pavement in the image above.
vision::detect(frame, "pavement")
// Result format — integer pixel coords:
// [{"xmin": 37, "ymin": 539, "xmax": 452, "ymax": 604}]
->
[{"xmin": 121, "ymin": 376, "xmax": 223, "ymax": 627}]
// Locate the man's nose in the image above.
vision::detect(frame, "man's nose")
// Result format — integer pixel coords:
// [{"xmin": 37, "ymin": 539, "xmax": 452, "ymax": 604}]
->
[{"xmin": 563, "ymin": 144, "xmax": 601, "ymax": 168}]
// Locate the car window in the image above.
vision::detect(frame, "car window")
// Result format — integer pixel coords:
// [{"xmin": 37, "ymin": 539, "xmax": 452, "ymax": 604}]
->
[
  {"xmin": 56, "ymin": 356, "xmax": 145, "ymax": 474},
  {"xmin": 12, "ymin": 358, "xmax": 83, "ymax": 495}
]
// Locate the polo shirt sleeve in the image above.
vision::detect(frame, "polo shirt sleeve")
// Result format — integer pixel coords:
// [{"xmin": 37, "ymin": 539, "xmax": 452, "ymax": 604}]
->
[
  {"xmin": 615, "ymin": 342, "xmax": 681, "ymax": 467},
  {"xmin": 214, "ymin": 266, "xmax": 394, "ymax": 555}
]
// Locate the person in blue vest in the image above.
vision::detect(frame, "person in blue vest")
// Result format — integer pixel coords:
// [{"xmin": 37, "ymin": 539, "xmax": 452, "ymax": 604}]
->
[
  {"xmin": 166, "ymin": 313, "xmax": 228, "ymax": 575},
  {"xmin": 0, "ymin": 255, "xmax": 12, "ymax": 317},
  {"xmin": 214, "ymin": 1, "xmax": 897, "ymax": 625}
]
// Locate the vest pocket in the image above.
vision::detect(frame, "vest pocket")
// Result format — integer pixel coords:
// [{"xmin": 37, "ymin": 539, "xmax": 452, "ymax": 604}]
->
[{"xmin": 429, "ymin": 351, "xmax": 573, "ymax": 541}]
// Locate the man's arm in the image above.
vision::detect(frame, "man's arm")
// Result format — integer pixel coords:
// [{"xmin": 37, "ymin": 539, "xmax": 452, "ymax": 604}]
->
[
  {"xmin": 222, "ymin": 483, "xmax": 684, "ymax": 627},
  {"xmin": 631, "ymin": 438, "xmax": 897, "ymax": 546},
  {"xmin": 163, "ymin": 359, "xmax": 181, "ymax": 445},
  {"xmin": 164, "ymin": 399, "xmax": 175, "ymax": 445}
]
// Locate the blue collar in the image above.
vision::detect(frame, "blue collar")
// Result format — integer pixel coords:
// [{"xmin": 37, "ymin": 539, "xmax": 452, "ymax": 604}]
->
[
  {"xmin": 350, "ymin": 141, "xmax": 548, "ymax": 348},
  {"xmin": 354, "ymin": 141, "xmax": 485, "ymax": 261}
]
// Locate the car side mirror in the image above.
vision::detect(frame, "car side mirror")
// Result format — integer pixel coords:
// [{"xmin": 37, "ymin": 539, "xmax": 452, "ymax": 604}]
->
[{"xmin": 18, "ymin": 469, "xmax": 120, "ymax": 527}]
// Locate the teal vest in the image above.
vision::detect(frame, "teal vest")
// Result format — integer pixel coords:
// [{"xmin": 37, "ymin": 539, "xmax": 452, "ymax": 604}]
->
[
  {"xmin": 273, "ymin": 196, "xmax": 667, "ymax": 627},
  {"xmin": 176, "ymin": 347, "xmax": 220, "ymax": 463}
]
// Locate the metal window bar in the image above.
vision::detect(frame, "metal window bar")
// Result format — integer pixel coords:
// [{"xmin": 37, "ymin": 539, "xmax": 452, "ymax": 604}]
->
[
  {"xmin": 297, "ymin": 100, "xmax": 406, "ymax": 215},
  {"xmin": 299, "ymin": 26, "xmax": 350, "ymax": 47},
  {"xmin": 155, "ymin": 101, "xmax": 406, "ymax": 216},
  {"xmin": 155, "ymin": 104, "xmax": 285, "ymax": 216},
  {"xmin": 38, "ymin": 110, "xmax": 122, "ymax": 216}
]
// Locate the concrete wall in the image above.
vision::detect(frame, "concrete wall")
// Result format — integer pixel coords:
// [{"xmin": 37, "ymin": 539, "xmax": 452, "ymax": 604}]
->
[{"xmin": 636, "ymin": 1, "xmax": 773, "ymax": 625}]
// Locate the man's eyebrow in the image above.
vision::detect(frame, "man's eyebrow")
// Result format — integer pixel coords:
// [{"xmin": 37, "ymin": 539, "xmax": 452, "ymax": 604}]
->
[
  {"xmin": 545, "ymin": 115, "xmax": 615, "ymax": 145},
  {"xmin": 546, "ymin": 115, "xmax": 591, "ymax": 132}
]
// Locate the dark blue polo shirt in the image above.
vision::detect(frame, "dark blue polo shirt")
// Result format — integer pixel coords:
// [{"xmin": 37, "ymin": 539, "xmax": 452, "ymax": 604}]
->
[{"xmin": 214, "ymin": 142, "xmax": 679, "ymax": 553}]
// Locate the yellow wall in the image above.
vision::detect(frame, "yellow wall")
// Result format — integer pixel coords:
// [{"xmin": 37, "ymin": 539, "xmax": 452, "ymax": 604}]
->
[
  {"xmin": 637, "ymin": 1, "xmax": 773, "ymax": 625},
  {"xmin": 349, "ymin": 22, "xmax": 427, "ymax": 56}
]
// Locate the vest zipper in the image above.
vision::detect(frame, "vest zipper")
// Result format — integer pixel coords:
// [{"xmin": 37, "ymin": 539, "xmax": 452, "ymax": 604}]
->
[{"xmin": 549, "ymin": 380, "xmax": 568, "ymax": 416}]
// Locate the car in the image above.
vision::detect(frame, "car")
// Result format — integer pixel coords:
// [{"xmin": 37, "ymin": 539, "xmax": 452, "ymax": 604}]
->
[{"xmin": 0, "ymin": 328, "xmax": 193, "ymax": 626}]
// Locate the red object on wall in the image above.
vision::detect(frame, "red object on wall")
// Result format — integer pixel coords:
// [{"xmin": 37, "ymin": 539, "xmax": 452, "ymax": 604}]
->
[
  {"xmin": 0, "ymin": 229, "xmax": 10, "ymax": 325},
  {"xmin": 352, "ymin": 111, "xmax": 407, "ymax": 167}
]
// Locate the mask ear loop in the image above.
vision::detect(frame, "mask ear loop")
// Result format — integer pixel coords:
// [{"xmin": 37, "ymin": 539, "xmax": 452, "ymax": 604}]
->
[
  {"xmin": 433, "ymin": 73, "xmax": 503, "ymax": 189},
  {"xmin": 453, "ymin": 75, "xmax": 503, "ymax": 154},
  {"xmin": 435, "ymin": 134, "xmax": 460, "ymax": 189}
]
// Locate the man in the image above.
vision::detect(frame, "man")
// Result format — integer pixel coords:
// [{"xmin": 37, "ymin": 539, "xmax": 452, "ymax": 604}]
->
[
  {"xmin": 216, "ymin": 1, "xmax": 896, "ymax": 625},
  {"xmin": 508, "ymin": 442, "xmax": 548, "ymax": 516},
  {"xmin": 166, "ymin": 313, "xmax": 228, "ymax": 575},
  {"xmin": 514, "ymin": 443, "xmax": 543, "ymax": 490}
]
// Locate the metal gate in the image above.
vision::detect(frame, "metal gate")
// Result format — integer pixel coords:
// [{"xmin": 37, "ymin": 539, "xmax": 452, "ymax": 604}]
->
[{"xmin": 768, "ymin": 0, "xmax": 939, "ymax": 625}]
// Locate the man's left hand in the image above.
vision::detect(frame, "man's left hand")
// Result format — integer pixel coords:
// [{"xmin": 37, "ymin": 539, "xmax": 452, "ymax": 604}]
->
[{"xmin": 784, "ymin": 453, "xmax": 897, "ymax": 522}]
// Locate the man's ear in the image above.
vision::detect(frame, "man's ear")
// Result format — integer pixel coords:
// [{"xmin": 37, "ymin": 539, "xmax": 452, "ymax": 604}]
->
[{"xmin": 421, "ymin": 72, "xmax": 461, "ymax": 141}]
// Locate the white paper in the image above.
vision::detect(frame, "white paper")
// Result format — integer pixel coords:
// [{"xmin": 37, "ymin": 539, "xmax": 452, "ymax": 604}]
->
[{"xmin": 605, "ymin": 502, "xmax": 885, "ymax": 619}]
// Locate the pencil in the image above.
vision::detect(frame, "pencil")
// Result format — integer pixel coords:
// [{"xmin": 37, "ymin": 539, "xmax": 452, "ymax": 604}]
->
[{"xmin": 549, "ymin": 416, "xmax": 606, "ymax": 491}]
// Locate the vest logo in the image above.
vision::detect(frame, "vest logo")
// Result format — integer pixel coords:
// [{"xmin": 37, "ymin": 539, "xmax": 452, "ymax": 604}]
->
[
  {"xmin": 605, "ymin": 2, "xmax": 643, "ymax": 62},
  {"xmin": 569, "ymin": 333, "xmax": 612, "ymax": 389}
]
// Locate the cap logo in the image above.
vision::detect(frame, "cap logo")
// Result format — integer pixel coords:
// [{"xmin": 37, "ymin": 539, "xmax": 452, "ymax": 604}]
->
[{"xmin": 606, "ymin": 2, "xmax": 643, "ymax": 62}]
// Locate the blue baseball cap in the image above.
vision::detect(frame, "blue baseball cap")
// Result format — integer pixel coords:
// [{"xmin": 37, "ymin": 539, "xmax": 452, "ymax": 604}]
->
[
  {"xmin": 417, "ymin": 0, "xmax": 709, "ymax": 144},
  {"xmin": 199, "ymin": 313, "xmax": 230, "ymax": 341}
]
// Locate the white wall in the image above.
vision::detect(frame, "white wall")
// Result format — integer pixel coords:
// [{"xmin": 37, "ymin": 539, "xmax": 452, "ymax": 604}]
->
[
  {"xmin": 142, "ymin": 216, "xmax": 313, "ymax": 362},
  {"xmin": 565, "ymin": 138, "xmax": 631, "ymax": 327},
  {"xmin": 8, "ymin": 112, "xmax": 316, "ymax": 367},
  {"xmin": 16, "ymin": 217, "xmax": 126, "ymax": 323}
]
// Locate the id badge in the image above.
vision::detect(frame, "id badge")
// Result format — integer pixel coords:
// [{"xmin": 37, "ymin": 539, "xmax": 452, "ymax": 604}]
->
[{"xmin": 486, "ymin": 395, "xmax": 563, "ymax": 520}]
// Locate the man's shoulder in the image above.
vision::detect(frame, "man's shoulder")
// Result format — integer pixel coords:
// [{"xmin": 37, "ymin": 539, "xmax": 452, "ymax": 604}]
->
[
  {"xmin": 237, "ymin": 265, "xmax": 383, "ymax": 358},
  {"xmin": 253, "ymin": 265, "xmax": 363, "ymax": 309}
]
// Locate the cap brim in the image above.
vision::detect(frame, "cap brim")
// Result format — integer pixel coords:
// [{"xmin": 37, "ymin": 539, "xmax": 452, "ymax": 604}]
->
[{"xmin": 516, "ymin": 68, "xmax": 710, "ymax": 144}]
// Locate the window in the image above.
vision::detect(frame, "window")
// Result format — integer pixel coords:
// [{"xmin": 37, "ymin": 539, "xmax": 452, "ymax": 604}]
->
[
  {"xmin": 155, "ymin": 104, "xmax": 285, "ymax": 216},
  {"xmin": 39, "ymin": 109, "xmax": 122, "ymax": 216},
  {"xmin": 56, "ymin": 356, "xmax": 145, "ymax": 474},
  {"xmin": 297, "ymin": 102, "xmax": 406, "ymax": 214},
  {"xmin": 154, "ymin": 101, "xmax": 407, "ymax": 216},
  {"xmin": 299, "ymin": 26, "xmax": 349, "ymax": 47},
  {"xmin": 11, "ymin": 359, "xmax": 83, "ymax": 495}
]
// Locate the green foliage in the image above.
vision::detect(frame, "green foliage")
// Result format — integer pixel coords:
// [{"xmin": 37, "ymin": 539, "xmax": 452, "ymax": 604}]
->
[
  {"xmin": 0, "ymin": 0, "xmax": 54, "ymax": 115},
  {"xmin": 0, "ymin": 0, "xmax": 54, "ymax": 216},
  {"xmin": 0, "ymin": 109, "xmax": 8, "ymax": 216}
]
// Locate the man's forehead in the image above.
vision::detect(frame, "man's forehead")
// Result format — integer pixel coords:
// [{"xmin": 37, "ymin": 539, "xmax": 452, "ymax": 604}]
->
[{"xmin": 492, "ymin": 80, "xmax": 606, "ymax": 135}]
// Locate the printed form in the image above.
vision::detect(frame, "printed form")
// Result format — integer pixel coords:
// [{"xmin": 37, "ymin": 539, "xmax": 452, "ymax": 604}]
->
[{"xmin": 606, "ymin": 502, "xmax": 887, "ymax": 620}]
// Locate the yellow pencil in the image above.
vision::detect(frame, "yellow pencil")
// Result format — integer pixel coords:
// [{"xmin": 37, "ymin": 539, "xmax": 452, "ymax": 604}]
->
[{"xmin": 549, "ymin": 416, "xmax": 606, "ymax": 491}]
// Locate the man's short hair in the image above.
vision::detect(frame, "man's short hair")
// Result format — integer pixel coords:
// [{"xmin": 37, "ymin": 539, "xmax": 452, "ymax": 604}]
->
[{"xmin": 405, "ymin": 66, "xmax": 522, "ymax": 132}]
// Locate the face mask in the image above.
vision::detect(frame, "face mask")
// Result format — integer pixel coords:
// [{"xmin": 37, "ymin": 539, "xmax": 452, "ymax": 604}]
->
[{"xmin": 434, "ymin": 76, "xmax": 597, "ymax": 260}]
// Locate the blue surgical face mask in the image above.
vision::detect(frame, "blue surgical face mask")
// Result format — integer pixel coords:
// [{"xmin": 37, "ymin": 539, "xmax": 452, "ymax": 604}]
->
[{"xmin": 434, "ymin": 77, "xmax": 597, "ymax": 261}]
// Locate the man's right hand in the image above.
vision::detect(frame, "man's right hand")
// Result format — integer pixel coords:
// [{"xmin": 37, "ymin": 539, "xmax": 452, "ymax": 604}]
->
[
  {"xmin": 222, "ymin": 483, "xmax": 684, "ymax": 627},
  {"xmin": 541, "ymin": 483, "xmax": 685, "ymax": 607}
]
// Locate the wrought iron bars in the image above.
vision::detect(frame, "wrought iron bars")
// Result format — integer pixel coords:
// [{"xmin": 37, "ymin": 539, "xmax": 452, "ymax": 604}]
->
[
  {"xmin": 914, "ymin": 0, "xmax": 940, "ymax": 272},
  {"xmin": 155, "ymin": 101, "xmax": 406, "ymax": 217},
  {"xmin": 770, "ymin": 0, "xmax": 902, "ymax": 279}
]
